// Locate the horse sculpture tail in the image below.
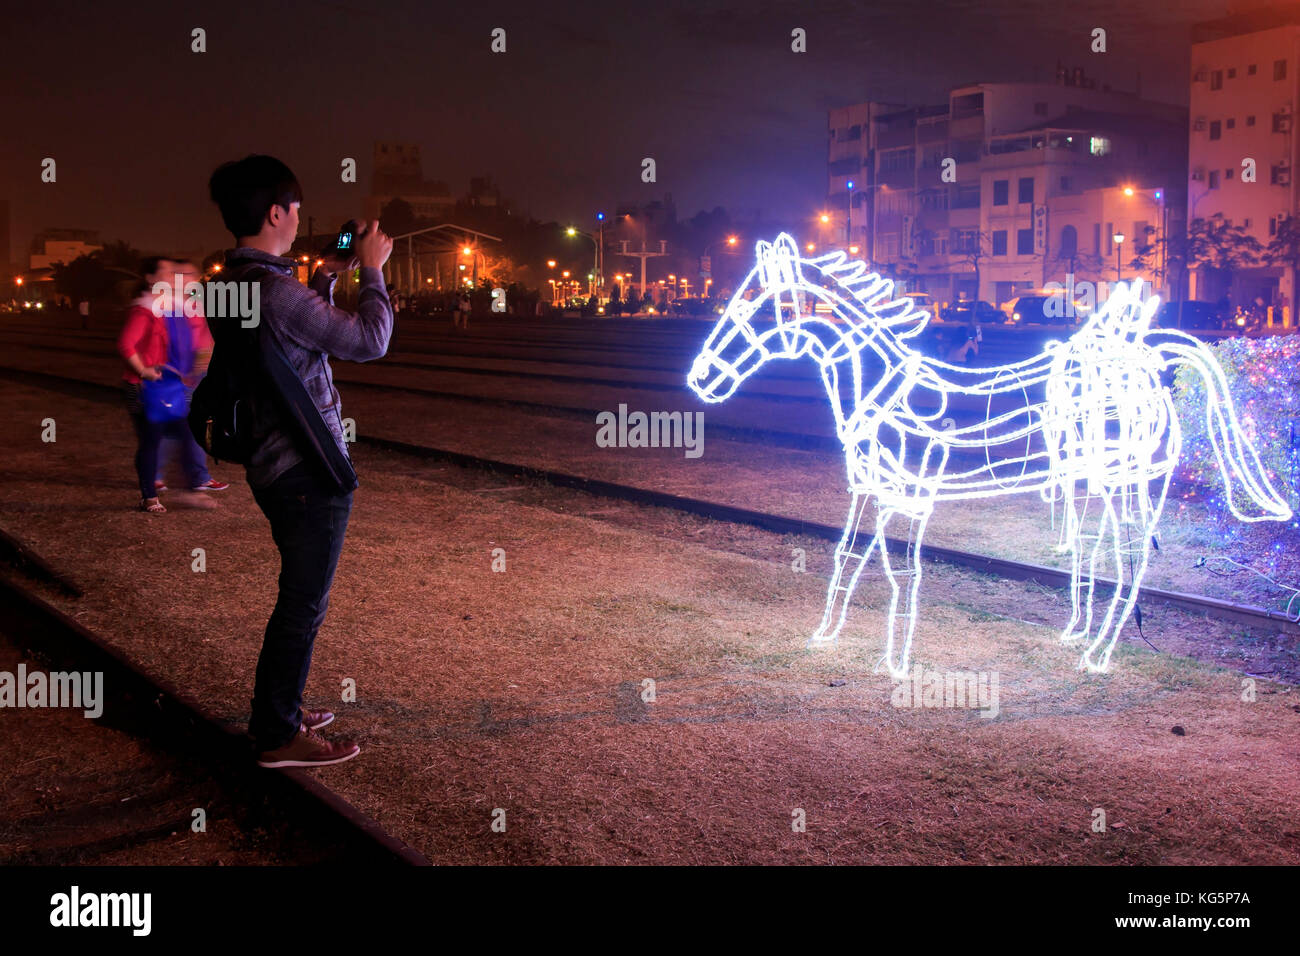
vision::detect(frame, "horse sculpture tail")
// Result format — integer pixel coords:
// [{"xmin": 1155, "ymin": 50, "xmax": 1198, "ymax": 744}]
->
[{"xmin": 1158, "ymin": 331, "xmax": 1293, "ymax": 523}]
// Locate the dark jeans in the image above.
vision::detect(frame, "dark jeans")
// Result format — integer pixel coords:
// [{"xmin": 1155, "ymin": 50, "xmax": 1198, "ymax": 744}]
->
[
  {"xmin": 248, "ymin": 460, "xmax": 353, "ymax": 751},
  {"xmin": 122, "ymin": 381, "xmax": 208, "ymax": 498}
]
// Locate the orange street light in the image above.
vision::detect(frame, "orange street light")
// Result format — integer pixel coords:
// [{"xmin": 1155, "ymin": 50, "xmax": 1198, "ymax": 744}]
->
[
  {"xmin": 727, "ymin": 235, "xmax": 738, "ymax": 246},
  {"xmin": 547, "ymin": 259, "xmax": 557, "ymax": 268},
  {"xmin": 819, "ymin": 213, "xmax": 830, "ymax": 224}
]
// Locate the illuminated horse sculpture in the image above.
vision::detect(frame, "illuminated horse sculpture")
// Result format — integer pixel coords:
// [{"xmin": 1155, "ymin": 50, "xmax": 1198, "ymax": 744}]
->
[{"xmin": 688, "ymin": 234, "xmax": 1291, "ymax": 675}]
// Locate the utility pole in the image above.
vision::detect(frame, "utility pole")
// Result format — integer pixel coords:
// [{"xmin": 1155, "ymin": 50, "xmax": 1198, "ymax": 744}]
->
[{"xmin": 617, "ymin": 240, "xmax": 669, "ymax": 296}]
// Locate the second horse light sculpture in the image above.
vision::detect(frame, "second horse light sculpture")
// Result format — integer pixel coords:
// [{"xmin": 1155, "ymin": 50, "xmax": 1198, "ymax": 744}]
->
[{"xmin": 688, "ymin": 234, "xmax": 1291, "ymax": 676}]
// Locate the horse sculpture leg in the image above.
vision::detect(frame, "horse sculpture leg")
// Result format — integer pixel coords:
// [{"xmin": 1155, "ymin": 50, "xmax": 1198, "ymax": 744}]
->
[
  {"xmin": 1062, "ymin": 482, "xmax": 1098, "ymax": 644},
  {"xmin": 809, "ymin": 490, "xmax": 878, "ymax": 646},
  {"xmin": 1080, "ymin": 474, "xmax": 1169, "ymax": 671},
  {"xmin": 876, "ymin": 504, "xmax": 932, "ymax": 679}
]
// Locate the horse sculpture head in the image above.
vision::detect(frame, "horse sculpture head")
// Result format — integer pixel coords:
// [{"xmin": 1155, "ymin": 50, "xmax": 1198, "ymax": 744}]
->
[
  {"xmin": 689, "ymin": 234, "xmax": 936, "ymax": 402},
  {"xmin": 688, "ymin": 233, "xmax": 812, "ymax": 402}
]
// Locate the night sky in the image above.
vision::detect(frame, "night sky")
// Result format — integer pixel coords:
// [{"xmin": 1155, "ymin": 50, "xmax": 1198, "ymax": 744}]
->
[{"xmin": 2, "ymin": 0, "xmax": 1230, "ymax": 258}]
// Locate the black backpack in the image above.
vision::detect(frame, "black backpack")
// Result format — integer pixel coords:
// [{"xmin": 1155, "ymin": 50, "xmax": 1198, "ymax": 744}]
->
[
  {"xmin": 189, "ymin": 318, "xmax": 266, "ymax": 465},
  {"xmin": 188, "ymin": 264, "xmax": 358, "ymax": 495}
]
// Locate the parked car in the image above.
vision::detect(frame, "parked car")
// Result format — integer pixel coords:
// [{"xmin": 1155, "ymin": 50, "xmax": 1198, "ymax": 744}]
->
[
  {"xmin": 902, "ymin": 292, "xmax": 935, "ymax": 313},
  {"xmin": 1005, "ymin": 292, "xmax": 1090, "ymax": 325},
  {"xmin": 1153, "ymin": 301, "xmax": 1231, "ymax": 330},
  {"xmin": 941, "ymin": 300, "xmax": 1005, "ymax": 324}
]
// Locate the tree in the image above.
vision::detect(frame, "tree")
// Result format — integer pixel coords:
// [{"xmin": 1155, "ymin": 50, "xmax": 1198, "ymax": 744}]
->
[
  {"xmin": 51, "ymin": 252, "xmax": 122, "ymax": 308},
  {"xmin": 1185, "ymin": 214, "xmax": 1263, "ymax": 303},
  {"xmin": 379, "ymin": 198, "xmax": 418, "ymax": 236},
  {"xmin": 955, "ymin": 230, "xmax": 991, "ymax": 300},
  {"xmin": 1266, "ymin": 215, "xmax": 1300, "ymax": 315}
]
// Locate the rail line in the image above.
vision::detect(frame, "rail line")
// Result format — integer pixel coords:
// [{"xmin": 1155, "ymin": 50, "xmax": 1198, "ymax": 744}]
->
[
  {"xmin": 0, "ymin": 532, "xmax": 430, "ymax": 866},
  {"xmin": 2, "ymin": 363, "xmax": 1292, "ymax": 638}
]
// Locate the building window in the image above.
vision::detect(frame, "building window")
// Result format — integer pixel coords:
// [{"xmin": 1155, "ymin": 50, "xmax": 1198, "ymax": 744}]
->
[
  {"xmin": 1226, "ymin": 168, "xmax": 1234, "ymax": 180},
  {"xmin": 1276, "ymin": 59, "xmax": 1288, "ymax": 80},
  {"xmin": 1227, "ymin": 67, "xmax": 1237, "ymax": 79},
  {"xmin": 1248, "ymin": 63, "xmax": 1257, "ymax": 75},
  {"xmin": 1018, "ymin": 177, "xmax": 1034, "ymax": 204},
  {"xmin": 993, "ymin": 180, "xmax": 1009, "ymax": 206},
  {"xmin": 1226, "ymin": 118, "xmax": 1235, "ymax": 129},
  {"xmin": 1208, "ymin": 170, "xmax": 1220, "ymax": 189},
  {"xmin": 1089, "ymin": 136, "xmax": 1111, "ymax": 156},
  {"xmin": 954, "ymin": 183, "xmax": 980, "ymax": 208},
  {"xmin": 1210, "ymin": 70, "xmax": 1223, "ymax": 89},
  {"xmin": 1060, "ymin": 176, "xmax": 1072, "ymax": 192},
  {"xmin": 1017, "ymin": 229, "xmax": 1034, "ymax": 255},
  {"xmin": 1247, "ymin": 115, "xmax": 1256, "ymax": 126},
  {"xmin": 1092, "ymin": 224, "xmax": 1101, "ymax": 255},
  {"xmin": 992, "ymin": 230, "xmax": 1008, "ymax": 256},
  {"xmin": 1209, "ymin": 120, "xmax": 1221, "ymax": 140},
  {"xmin": 1059, "ymin": 225, "xmax": 1078, "ymax": 258},
  {"xmin": 1274, "ymin": 111, "xmax": 1293, "ymax": 133},
  {"xmin": 1034, "ymin": 101, "xmax": 1048, "ymax": 116},
  {"xmin": 1105, "ymin": 223, "xmax": 1114, "ymax": 256},
  {"xmin": 951, "ymin": 228, "xmax": 979, "ymax": 253}
]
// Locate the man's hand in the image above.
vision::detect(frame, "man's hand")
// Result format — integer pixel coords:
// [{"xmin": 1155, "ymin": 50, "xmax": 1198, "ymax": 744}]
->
[
  {"xmin": 141, "ymin": 366, "xmax": 163, "ymax": 382},
  {"xmin": 355, "ymin": 220, "xmax": 393, "ymax": 270},
  {"xmin": 317, "ymin": 253, "xmax": 357, "ymax": 276}
]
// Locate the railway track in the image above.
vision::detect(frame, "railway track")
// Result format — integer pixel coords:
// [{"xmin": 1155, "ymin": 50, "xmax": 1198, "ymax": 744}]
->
[
  {"xmin": 2, "ymin": 362, "xmax": 1294, "ymax": 639},
  {"xmin": 0, "ymin": 532, "xmax": 430, "ymax": 866}
]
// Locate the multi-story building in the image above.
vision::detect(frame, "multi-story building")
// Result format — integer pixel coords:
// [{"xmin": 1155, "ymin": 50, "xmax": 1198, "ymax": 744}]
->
[
  {"xmin": 828, "ymin": 72, "xmax": 1187, "ymax": 307},
  {"xmin": 1189, "ymin": 4, "xmax": 1300, "ymax": 317},
  {"xmin": 28, "ymin": 228, "xmax": 102, "ymax": 270},
  {"xmin": 366, "ymin": 141, "xmax": 453, "ymax": 222}
]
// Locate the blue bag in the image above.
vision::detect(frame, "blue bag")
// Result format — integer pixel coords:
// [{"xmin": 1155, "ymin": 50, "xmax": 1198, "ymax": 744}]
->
[{"xmin": 141, "ymin": 366, "xmax": 189, "ymax": 423}]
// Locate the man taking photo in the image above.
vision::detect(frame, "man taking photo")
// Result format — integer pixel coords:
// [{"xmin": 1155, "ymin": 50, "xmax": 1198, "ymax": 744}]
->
[{"xmin": 207, "ymin": 155, "xmax": 393, "ymax": 768}]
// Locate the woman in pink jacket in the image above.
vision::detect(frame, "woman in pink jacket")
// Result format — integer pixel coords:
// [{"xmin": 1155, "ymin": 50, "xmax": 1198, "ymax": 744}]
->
[{"xmin": 117, "ymin": 257, "xmax": 227, "ymax": 513}]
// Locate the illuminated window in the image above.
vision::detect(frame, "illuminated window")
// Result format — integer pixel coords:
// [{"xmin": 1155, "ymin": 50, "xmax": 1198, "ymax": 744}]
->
[{"xmin": 1089, "ymin": 136, "xmax": 1111, "ymax": 156}]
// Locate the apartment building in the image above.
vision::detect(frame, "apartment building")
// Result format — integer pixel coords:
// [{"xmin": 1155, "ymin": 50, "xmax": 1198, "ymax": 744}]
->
[
  {"xmin": 1189, "ymin": 4, "xmax": 1300, "ymax": 314},
  {"xmin": 827, "ymin": 72, "xmax": 1187, "ymax": 307}
]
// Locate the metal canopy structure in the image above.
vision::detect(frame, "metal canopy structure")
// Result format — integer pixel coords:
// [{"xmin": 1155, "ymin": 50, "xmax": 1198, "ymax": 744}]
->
[{"xmin": 385, "ymin": 223, "xmax": 503, "ymax": 294}]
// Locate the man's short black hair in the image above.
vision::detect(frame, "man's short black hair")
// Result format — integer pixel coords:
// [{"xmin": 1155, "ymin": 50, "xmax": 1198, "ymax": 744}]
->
[{"xmin": 208, "ymin": 155, "xmax": 303, "ymax": 239}]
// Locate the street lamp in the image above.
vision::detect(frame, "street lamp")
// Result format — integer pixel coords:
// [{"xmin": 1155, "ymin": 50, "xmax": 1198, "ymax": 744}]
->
[
  {"xmin": 566, "ymin": 223, "xmax": 602, "ymax": 297},
  {"xmin": 846, "ymin": 180, "xmax": 855, "ymax": 248},
  {"xmin": 1121, "ymin": 185, "xmax": 1168, "ymax": 295},
  {"xmin": 1113, "ymin": 233, "xmax": 1125, "ymax": 282}
]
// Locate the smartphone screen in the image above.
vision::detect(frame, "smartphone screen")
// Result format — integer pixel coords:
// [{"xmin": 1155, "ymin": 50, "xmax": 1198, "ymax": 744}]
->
[{"xmin": 337, "ymin": 229, "xmax": 354, "ymax": 252}]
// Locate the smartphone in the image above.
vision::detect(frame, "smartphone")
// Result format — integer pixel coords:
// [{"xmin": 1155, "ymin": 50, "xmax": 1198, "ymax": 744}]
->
[{"xmin": 335, "ymin": 220, "xmax": 360, "ymax": 255}]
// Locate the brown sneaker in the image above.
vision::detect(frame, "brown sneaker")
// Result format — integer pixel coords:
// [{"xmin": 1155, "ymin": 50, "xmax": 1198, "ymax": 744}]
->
[
  {"xmin": 300, "ymin": 708, "xmax": 334, "ymax": 731},
  {"xmin": 256, "ymin": 729, "xmax": 360, "ymax": 768}
]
